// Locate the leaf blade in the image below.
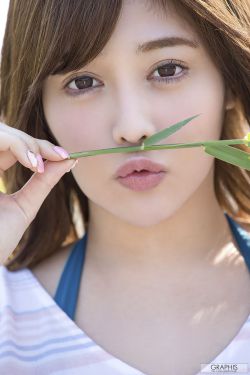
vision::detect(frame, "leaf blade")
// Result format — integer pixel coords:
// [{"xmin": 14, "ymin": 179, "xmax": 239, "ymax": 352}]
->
[
  {"xmin": 143, "ymin": 113, "xmax": 201, "ymax": 147},
  {"xmin": 204, "ymin": 144, "xmax": 250, "ymax": 170}
]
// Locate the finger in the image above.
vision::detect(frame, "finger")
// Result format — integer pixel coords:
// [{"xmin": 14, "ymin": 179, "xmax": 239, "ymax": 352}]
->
[
  {"xmin": 0, "ymin": 132, "xmax": 38, "ymax": 173},
  {"xmin": 17, "ymin": 133, "xmax": 70, "ymax": 162},
  {"xmin": 13, "ymin": 158, "xmax": 78, "ymax": 224},
  {"xmin": 0, "ymin": 132, "xmax": 70, "ymax": 175}
]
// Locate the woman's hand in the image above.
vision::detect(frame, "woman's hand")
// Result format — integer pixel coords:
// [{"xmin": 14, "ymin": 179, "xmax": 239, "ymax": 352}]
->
[{"xmin": 0, "ymin": 121, "xmax": 78, "ymax": 264}]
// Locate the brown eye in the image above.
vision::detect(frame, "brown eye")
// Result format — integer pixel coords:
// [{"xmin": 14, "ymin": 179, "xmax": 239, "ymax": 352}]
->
[
  {"xmin": 157, "ymin": 64, "xmax": 182, "ymax": 78},
  {"xmin": 76, "ymin": 77, "xmax": 92, "ymax": 89},
  {"xmin": 67, "ymin": 76, "xmax": 100, "ymax": 92},
  {"xmin": 149, "ymin": 60, "xmax": 188, "ymax": 85}
]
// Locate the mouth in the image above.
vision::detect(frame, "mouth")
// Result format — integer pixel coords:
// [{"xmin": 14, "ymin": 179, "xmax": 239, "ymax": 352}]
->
[
  {"xmin": 115, "ymin": 157, "xmax": 167, "ymax": 191},
  {"xmin": 116, "ymin": 167, "xmax": 166, "ymax": 191}
]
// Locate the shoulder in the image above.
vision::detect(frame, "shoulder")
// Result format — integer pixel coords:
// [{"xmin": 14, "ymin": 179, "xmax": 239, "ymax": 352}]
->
[{"xmin": 30, "ymin": 242, "xmax": 75, "ymax": 298}]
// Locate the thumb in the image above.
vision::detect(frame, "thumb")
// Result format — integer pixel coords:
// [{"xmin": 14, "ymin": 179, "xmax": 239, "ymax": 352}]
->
[{"xmin": 14, "ymin": 158, "xmax": 78, "ymax": 224}]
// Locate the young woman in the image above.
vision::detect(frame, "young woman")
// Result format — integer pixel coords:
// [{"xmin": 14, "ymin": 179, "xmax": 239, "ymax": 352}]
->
[{"xmin": 0, "ymin": 0, "xmax": 250, "ymax": 374}]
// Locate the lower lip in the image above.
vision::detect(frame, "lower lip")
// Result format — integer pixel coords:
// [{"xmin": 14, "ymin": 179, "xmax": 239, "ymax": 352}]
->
[{"xmin": 117, "ymin": 171, "xmax": 166, "ymax": 191}]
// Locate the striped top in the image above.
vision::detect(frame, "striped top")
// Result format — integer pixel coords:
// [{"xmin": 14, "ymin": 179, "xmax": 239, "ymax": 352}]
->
[{"xmin": 0, "ymin": 213, "xmax": 250, "ymax": 374}]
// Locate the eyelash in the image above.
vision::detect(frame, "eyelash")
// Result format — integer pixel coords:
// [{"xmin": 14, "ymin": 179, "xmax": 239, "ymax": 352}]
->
[{"xmin": 64, "ymin": 59, "xmax": 189, "ymax": 97}]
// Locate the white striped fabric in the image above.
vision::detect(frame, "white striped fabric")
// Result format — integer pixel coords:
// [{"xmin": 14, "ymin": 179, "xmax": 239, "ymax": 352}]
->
[{"xmin": 0, "ymin": 265, "xmax": 250, "ymax": 374}]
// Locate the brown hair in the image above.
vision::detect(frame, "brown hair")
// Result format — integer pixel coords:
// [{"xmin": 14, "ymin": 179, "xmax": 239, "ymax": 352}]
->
[{"xmin": 0, "ymin": 0, "xmax": 250, "ymax": 271}]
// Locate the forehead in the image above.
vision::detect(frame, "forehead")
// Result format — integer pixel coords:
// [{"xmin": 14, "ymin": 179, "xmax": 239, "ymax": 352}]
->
[{"xmin": 97, "ymin": 0, "xmax": 199, "ymax": 57}]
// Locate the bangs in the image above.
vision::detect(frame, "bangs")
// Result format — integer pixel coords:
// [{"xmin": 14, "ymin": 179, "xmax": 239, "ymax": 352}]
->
[{"xmin": 27, "ymin": 0, "xmax": 123, "ymax": 77}]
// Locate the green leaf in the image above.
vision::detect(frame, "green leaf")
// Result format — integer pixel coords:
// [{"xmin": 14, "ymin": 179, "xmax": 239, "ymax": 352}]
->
[
  {"xmin": 143, "ymin": 113, "xmax": 201, "ymax": 147},
  {"xmin": 204, "ymin": 144, "xmax": 250, "ymax": 170}
]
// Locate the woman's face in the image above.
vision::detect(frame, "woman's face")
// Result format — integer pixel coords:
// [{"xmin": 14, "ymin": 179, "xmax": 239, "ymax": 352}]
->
[{"xmin": 42, "ymin": 0, "xmax": 233, "ymax": 227}]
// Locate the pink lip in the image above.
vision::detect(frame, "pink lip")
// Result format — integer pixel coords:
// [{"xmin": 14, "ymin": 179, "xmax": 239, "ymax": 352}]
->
[
  {"xmin": 115, "ymin": 157, "xmax": 167, "ymax": 178},
  {"xmin": 115, "ymin": 157, "xmax": 167, "ymax": 191}
]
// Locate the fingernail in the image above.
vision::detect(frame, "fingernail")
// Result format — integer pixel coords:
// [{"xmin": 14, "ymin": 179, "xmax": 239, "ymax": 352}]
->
[
  {"xmin": 67, "ymin": 159, "xmax": 78, "ymax": 173},
  {"xmin": 53, "ymin": 146, "xmax": 70, "ymax": 159},
  {"xmin": 27, "ymin": 150, "xmax": 38, "ymax": 168},
  {"xmin": 36, "ymin": 154, "xmax": 44, "ymax": 173}
]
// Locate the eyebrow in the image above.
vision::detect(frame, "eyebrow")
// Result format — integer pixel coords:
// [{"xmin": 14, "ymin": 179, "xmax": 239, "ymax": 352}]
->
[{"xmin": 136, "ymin": 36, "xmax": 199, "ymax": 54}]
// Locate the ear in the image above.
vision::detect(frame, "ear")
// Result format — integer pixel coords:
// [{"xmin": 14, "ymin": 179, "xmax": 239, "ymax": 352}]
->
[{"xmin": 225, "ymin": 86, "xmax": 236, "ymax": 110}]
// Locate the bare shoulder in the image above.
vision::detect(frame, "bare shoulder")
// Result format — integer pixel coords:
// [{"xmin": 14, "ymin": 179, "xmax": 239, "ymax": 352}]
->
[{"xmin": 30, "ymin": 242, "xmax": 75, "ymax": 297}]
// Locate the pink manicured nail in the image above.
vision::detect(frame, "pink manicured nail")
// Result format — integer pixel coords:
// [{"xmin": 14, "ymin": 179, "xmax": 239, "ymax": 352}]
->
[
  {"xmin": 27, "ymin": 150, "xmax": 38, "ymax": 168},
  {"xmin": 53, "ymin": 146, "xmax": 70, "ymax": 159},
  {"xmin": 36, "ymin": 154, "xmax": 44, "ymax": 173},
  {"xmin": 67, "ymin": 159, "xmax": 79, "ymax": 172}
]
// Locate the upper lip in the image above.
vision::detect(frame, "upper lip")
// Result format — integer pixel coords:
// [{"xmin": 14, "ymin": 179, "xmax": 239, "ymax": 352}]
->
[{"xmin": 115, "ymin": 157, "xmax": 167, "ymax": 178}]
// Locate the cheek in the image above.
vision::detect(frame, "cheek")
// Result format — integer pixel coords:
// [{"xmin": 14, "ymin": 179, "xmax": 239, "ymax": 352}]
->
[
  {"xmin": 150, "ymin": 69, "xmax": 225, "ymax": 192},
  {"xmin": 188, "ymin": 72, "xmax": 225, "ymax": 140},
  {"xmin": 182, "ymin": 64, "xmax": 226, "ymax": 141},
  {"xmin": 43, "ymin": 94, "xmax": 109, "ymax": 152},
  {"xmin": 152, "ymin": 65, "xmax": 225, "ymax": 145}
]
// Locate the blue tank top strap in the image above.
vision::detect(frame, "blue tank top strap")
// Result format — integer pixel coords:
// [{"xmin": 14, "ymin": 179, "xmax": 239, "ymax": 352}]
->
[
  {"xmin": 224, "ymin": 213, "xmax": 250, "ymax": 271},
  {"xmin": 53, "ymin": 213, "xmax": 250, "ymax": 321},
  {"xmin": 54, "ymin": 232, "xmax": 88, "ymax": 321}
]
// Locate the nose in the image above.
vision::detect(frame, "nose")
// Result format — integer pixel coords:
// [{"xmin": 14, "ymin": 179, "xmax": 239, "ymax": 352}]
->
[{"xmin": 112, "ymin": 90, "xmax": 156, "ymax": 147}]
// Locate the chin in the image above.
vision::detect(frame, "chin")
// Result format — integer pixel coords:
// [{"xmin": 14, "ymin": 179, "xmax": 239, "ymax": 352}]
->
[{"xmin": 116, "ymin": 210, "xmax": 174, "ymax": 228}]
